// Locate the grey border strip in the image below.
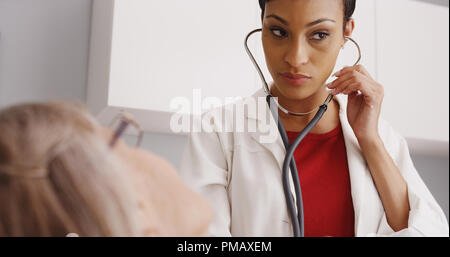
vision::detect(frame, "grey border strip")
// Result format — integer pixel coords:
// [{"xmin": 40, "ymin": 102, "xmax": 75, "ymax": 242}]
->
[{"xmin": 415, "ymin": 0, "xmax": 449, "ymax": 7}]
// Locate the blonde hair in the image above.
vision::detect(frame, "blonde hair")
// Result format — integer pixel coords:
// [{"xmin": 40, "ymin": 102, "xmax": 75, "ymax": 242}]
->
[{"xmin": 0, "ymin": 102, "xmax": 140, "ymax": 236}]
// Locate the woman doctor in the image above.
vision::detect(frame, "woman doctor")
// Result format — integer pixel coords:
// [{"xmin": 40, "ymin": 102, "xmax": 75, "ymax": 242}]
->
[{"xmin": 179, "ymin": 0, "xmax": 449, "ymax": 237}]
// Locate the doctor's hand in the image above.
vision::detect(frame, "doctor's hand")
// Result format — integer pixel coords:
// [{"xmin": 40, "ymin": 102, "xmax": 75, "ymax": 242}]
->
[{"xmin": 327, "ymin": 65, "xmax": 384, "ymax": 144}]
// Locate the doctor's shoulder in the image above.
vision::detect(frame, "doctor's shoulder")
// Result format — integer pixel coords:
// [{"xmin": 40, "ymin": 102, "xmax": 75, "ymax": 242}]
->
[
  {"xmin": 184, "ymin": 93, "xmax": 265, "ymax": 167},
  {"xmin": 199, "ymin": 94, "xmax": 259, "ymax": 135},
  {"xmin": 201, "ymin": 92, "xmax": 263, "ymax": 128}
]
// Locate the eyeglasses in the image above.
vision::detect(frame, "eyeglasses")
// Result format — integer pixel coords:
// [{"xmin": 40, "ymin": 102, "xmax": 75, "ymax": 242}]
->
[{"xmin": 109, "ymin": 112, "xmax": 143, "ymax": 148}]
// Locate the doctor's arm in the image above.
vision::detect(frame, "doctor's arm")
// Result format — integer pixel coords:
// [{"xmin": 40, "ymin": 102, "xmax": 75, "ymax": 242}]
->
[
  {"xmin": 330, "ymin": 65, "xmax": 449, "ymax": 236},
  {"xmin": 358, "ymin": 136, "xmax": 410, "ymax": 232},
  {"xmin": 330, "ymin": 65, "xmax": 409, "ymax": 231},
  {"xmin": 359, "ymin": 123, "xmax": 450, "ymax": 236}
]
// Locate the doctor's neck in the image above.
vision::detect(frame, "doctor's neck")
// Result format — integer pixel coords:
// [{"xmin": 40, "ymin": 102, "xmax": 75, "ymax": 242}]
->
[{"xmin": 270, "ymin": 84, "xmax": 340, "ymax": 133}]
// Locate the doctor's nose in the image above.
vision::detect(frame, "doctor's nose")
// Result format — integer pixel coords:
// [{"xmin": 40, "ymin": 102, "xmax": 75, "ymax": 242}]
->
[{"xmin": 284, "ymin": 41, "xmax": 309, "ymax": 68}]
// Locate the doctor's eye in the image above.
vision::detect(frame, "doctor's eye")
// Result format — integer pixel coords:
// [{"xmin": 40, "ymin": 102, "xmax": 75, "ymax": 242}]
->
[
  {"xmin": 311, "ymin": 31, "xmax": 330, "ymax": 41},
  {"xmin": 270, "ymin": 27, "xmax": 288, "ymax": 39}
]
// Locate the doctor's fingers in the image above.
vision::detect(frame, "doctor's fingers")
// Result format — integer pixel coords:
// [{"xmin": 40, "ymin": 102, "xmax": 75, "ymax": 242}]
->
[
  {"xmin": 328, "ymin": 68, "xmax": 364, "ymax": 89},
  {"xmin": 333, "ymin": 64, "xmax": 373, "ymax": 79},
  {"xmin": 342, "ymin": 83, "xmax": 363, "ymax": 95},
  {"xmin": 329, "ymin": 76, "xmax": 375, "ymax": 97},
  {"xmin": 328, "ymin": 66, "xmax": 367, "ymax": 90},
  {"xmin": 355, "ymin": 65, "xmax": 373, "ymax": 79},
  {"xmin": 329, "ymin": 78, "xmax": 359, "ymax": 95}
]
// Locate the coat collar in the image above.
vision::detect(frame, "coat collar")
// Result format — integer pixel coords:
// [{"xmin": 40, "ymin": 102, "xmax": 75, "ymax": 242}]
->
[{"xmin": 245, "ymin": 88, "xmax": 372, "ymax": 235}]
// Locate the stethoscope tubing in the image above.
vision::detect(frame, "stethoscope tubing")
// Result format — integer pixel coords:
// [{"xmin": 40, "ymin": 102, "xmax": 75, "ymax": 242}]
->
[{"xmin": 267, "ymin": 95, "xmax": 304, "ymax": 237}]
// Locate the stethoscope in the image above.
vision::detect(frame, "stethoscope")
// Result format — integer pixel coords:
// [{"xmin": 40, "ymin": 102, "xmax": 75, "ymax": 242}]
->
[{"xmin": 244, "ymin": 28, "xmax": 362, "ymax": 237}]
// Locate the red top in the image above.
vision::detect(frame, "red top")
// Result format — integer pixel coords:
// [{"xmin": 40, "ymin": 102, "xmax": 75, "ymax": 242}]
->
[{"xmin": 286, "ymin": 123, "xmax": 355, "ymax": 237}]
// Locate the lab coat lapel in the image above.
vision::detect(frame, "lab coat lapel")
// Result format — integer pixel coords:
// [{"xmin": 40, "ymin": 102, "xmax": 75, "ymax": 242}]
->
[
  {"xmin": 335, "ymin": 95, "xmax": 370, "ymax": 236},
  {"xmin": 245, "ymin": 89, "xmax": 299, "ymax": 209},
  {"xmin": 248, "ymin": 125, "xmax": 300, "ymax": 215},
  {"xmin": 248, "ymin": 119, "xmax": 286, "ymax": 173},
  {"xmin": 245, "ymin": 88, "xmax": 286, "ymax": 172}
]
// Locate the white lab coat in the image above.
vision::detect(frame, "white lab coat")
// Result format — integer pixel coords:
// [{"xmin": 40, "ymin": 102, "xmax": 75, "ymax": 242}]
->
[{"xmin": 179, "ymin": 88, "xmax": 449, "ymax": 237}]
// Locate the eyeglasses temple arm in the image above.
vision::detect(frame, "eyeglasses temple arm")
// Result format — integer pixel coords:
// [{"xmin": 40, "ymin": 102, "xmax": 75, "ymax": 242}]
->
[{"xmin": 109, "ymin": 120, "xmax": 129, "ymax": 148}]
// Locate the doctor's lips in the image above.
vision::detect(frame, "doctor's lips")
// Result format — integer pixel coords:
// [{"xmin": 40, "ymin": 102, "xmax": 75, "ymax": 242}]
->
[{"xmin": 279, "ymin": 72, "xmax": 311, "ymax": 86}]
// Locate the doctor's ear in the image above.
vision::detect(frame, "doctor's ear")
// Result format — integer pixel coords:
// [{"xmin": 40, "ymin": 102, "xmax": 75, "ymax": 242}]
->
[
  {"xmin": 342, "ymin": 18, "xmax": 355, "ymax": 49},
  {"xmin": 344, "ymin": 18, "xmax": 355, "ymax": 37}
]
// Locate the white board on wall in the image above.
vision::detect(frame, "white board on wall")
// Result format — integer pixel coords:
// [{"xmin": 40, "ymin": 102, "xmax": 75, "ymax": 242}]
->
[{"xmin": 88, "ymin": 0, "xmax": 262, "ymax": 132}]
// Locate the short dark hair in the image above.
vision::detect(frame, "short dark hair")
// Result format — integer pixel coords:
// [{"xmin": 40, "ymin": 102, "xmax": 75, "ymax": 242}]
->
[{"xmin": 258, "ymin": 0, "xmax": 356, "ymax": 31}]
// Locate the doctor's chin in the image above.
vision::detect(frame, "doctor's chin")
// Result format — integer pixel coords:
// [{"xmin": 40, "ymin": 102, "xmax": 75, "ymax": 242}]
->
[{"xmin": 0, "ymin": 0, "xmax": 448, "ymax": 243}]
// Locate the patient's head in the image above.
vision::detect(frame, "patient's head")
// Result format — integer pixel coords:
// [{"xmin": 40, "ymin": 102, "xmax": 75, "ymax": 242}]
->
[{"xmin": 0, "ymin": 102, "xmax": 211, "ymax": 236}]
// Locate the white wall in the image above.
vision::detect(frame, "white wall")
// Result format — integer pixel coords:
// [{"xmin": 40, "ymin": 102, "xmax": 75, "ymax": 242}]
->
[
  {"xmin": 0, "ymin": 0, "xmax": 448, "ymax": 221},
  {"xmin": 377, "ymin": 0, "xmax": 449, "ymax": 143}
]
